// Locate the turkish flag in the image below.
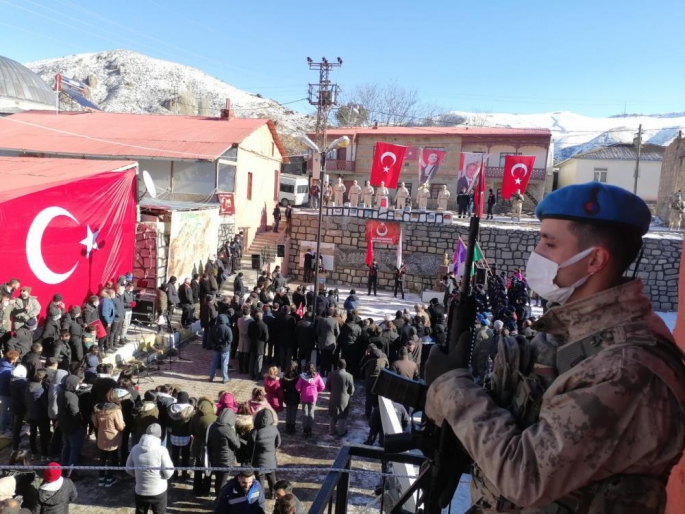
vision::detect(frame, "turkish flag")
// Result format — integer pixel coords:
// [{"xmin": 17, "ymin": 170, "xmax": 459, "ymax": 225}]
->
[
  {"xmin": 502, "ymin": 155, "xmax": 536, "ymax": 199},
  {"xmin": 365, "ymin": 220, "xmax": 401, "ymax": 245},
  {"xmin": 370, "ymin": 142, "xmax": 407, "ymax": 188},
  {"xmin": 365, "ymin": 241, "xmax": 374, "ymax": 267},
  {"xmin": 0, "ymin": 166, "xmax": 137, "ymax": 313}
]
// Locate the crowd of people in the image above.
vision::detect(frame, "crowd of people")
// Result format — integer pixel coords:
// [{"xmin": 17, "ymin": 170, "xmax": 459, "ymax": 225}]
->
[{"xmin": 0, "ymin": 237, "xmax": 541, "ymax": 514}]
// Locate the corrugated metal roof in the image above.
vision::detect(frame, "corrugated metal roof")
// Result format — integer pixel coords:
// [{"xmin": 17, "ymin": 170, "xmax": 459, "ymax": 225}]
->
[
  {"xmin": 572, "ymin": 143, "xmax": 664, "ymax": 161},
  {"xmin": 0, "ymin": 55, "xmax": 55, "ymax": 108},
  {"xmin": 0, "ymin": 156, "xmax": 135, "ymax": 202},
  {"xmin": 318, "ymin": 126, "xmax": 552, "ymax": 139},
  {"xmin": 140, "ymin": 197, "xmax": 220, "ymax": 212},
  {"xmin": 0, "ymin": 111, "xmax": 287, "ymax": 161}
]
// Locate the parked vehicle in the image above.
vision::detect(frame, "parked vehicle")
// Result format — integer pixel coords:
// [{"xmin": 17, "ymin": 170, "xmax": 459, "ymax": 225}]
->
[{"xmin": 279, "ymin": 174, "xmax": 310, "ymax": 206}]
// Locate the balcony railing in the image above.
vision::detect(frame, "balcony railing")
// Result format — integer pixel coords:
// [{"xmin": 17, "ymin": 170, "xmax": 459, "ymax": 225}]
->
[
  {"xmin": 485, "ymin": 167, "xmax": 547, "ymax": 180},
  {"xmin": 307, "ymin": 159, "xmax": 356, "ymax": 172}
]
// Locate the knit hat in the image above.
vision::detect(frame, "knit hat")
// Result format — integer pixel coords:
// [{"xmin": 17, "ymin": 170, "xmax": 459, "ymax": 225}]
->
[
  {"xmin": 177, "ymin": 391, "xmax": 190, "ymax": 404},
  {"xmin": 52, "ymin": 294, "xmax": 63, "ymax": 302},
  {"xmin": 144, "ymin": 390, "xmax": 157, "ymax": 402},
  {"xmin": 12, "ymin": 365, "xmax": 27, "ymax": 378},
  {"xmin": 146, "ymin": 423, "xmax": 162, "ymax": 439},
  {"xmin": 43, "ymin": 463, "xmax": 62, "ymax": 483},
  {"xmin": 25, "ymin": 318, "xmax": 37, "ymax": 329},
  {"xmin": 493, "ymin": 320, "xmax": 504, "ymax": 331}
]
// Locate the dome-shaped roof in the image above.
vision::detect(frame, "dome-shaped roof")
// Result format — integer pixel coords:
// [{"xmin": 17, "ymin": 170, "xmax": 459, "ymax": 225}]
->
[{"xmin": 0, "ymin": 55, "xmax": 56, "ymax": 113}]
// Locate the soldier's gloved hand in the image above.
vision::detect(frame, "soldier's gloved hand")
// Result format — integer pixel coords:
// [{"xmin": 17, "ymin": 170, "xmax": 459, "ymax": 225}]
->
[{"xmin": 425, "ymin": 343, "xmax": 467, "ymax": 387}]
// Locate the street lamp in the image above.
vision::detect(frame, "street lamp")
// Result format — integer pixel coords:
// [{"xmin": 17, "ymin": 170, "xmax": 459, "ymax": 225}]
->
[{"xmin": 302, "ymin": 135, "xmax": 351, "ymax": 295}]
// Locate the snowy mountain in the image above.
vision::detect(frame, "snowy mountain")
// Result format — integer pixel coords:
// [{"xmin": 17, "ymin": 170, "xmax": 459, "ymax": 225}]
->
[
  {"xmin": 25, "ymin": 50, "xmax": 314, "ymax": 149},
  {"xmin": 24, "ymin": 50, "xmax": 684, "ymax": 161},
  {"xmin": 439, "ymin": 110, "xmax": 685, "ymax": 161}
]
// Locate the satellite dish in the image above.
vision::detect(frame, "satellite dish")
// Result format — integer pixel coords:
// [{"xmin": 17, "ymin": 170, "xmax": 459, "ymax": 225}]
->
[{"xmin": 142, "ymin": 170, "xmax": 157, "ymax": 199}]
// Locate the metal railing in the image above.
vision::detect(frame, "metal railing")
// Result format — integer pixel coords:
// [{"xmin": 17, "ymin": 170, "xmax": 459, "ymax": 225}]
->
[
  {"xmin": 485, "ymin": 166, "xmax": 546, "ymax": 180},
  {"xmin": 309, "ymin": 444, "xmax": 426, "ymax": 514}
]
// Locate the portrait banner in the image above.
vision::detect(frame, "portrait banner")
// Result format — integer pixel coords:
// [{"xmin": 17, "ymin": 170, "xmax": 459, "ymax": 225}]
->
[
  {"xmin": 365, "ymin": 220, "xmax": 401, "ymax": 245},
  {"xmin": 218, "ymin": 193, "xmax": 235, "ymax": 215},
  {"xmin": 418, "ymin": 148, "xmax": 446, "ymax": 186},
  {"xmin": 458, "ymin": 152, "xmax": 487, "ymax": 194}
]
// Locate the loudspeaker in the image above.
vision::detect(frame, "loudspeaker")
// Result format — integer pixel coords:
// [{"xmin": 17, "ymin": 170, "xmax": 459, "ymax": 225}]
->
[
  {"xmin": 277, "ymin": 244, "xmax": 285, "ymax": 257},
  {"xmin": 251, "ymin": 254, "xmax": 262, "ymax": 270}
]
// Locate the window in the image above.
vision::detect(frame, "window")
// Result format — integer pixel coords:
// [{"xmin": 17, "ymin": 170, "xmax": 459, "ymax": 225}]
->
[
  {"xmin": 499, "ymin": 152, "xmax": 521, "ymax": 167},
  {"xmin": 593, "ymin": 168, "xmax": 608, "ymax": 183},
  {"xmin": 430, "ymin": 183, "xmax": 445, "ymax": 198},
  {"xmin": 296, "ymin": 184, "xmax": 309, "ymax": 194},
  {"xmin": 247, "ymin": 172, "xmax": 253, "ymax": 200},
  {"xmin": 280, "ymin": 184, "xmax": 295, "ymax": 193},
  {"xmin": 274, "ymin": 170, "xmax": 280, "ymax": 201}
]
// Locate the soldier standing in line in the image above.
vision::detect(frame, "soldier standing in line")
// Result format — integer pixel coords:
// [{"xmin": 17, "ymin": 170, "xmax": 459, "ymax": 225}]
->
[
  {"xmin": 426, "ymin": 182, "xmax": 685, "ymax": 513},
  {"xmin": 510, "ymin": 189, "xmax": 524, "ymax": 222}
]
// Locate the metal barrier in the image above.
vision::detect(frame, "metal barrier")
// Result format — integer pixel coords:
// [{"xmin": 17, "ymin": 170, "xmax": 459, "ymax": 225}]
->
[{"xmin": 309, "ymin": 444, "xmax": 425, "ymax": 514}]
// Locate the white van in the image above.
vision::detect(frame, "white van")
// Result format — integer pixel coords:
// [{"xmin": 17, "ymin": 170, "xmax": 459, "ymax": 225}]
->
[{"xmin": 279, "ymin": 174, "xmax": 310, "ymax": 206}]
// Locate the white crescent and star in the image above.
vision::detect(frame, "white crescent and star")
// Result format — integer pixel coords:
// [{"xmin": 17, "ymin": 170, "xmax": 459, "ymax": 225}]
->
[
  {"xmin": 26, "ymin": 206, "xmax": 100, "ymax": 285},
  {"xmin": 376, "ymin": 223, "xmax": 388, "ymax": 237},
  {"xmin": 380, "ymin": 151, "xmax": 397, "ymax": 173}
]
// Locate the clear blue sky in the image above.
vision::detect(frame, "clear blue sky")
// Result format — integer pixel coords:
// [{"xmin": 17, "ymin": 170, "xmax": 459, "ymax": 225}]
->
[{"xmin": 1, "ymin": 0, "xmax": 683, "ymax": 117}]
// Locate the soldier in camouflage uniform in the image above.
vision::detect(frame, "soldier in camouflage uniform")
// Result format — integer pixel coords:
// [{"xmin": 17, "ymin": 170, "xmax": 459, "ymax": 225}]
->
[
  {"xmin": 669, "ymin": 190, "xmax": 684, "ymax": 230},
  {"xmin": 426, "ymin": 182, "xmax": 685, "ymax": 513}
]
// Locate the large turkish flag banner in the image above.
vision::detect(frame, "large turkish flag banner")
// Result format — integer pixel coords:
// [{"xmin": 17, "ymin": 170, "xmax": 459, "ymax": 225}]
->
[
  {"xmin": 502, "ymin": 155, "xmax": 536, "ymax": 199},
  {"xmin": 0, "ymin": 168, "xmax": 137, "ymax": 311},
  {"xmin": 370, "ymin": 142, "xmax": 407, "ymax": 188},
  {"xmin": 365, "ymin": 220, "xmax": 401, "ymax": 245}
]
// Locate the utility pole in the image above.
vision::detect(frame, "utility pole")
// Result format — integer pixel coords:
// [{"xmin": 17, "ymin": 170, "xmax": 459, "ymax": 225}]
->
[
  {"xmin": 307, "ymin": 57, "xmax": 342, "ymax": 162},
  {"xmin": 633, "ymin": 124, "xmax": 642, "ymax": 195},
  {"xmin": 306, "ymin": 56, "xmax": 342, "ymax": 294}
]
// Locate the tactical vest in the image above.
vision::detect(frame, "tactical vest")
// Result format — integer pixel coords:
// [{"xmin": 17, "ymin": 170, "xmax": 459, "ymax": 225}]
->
[{"xmin": 470, "ymin": 322, "xmax": 685, "ymax": 514}]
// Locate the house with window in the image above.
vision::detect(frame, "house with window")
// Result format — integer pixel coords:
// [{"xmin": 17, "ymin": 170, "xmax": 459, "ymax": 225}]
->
[
  {"xmin": 556, "ymin": 143, "xmax": 664, "ymax": 203},
  {"xmin": 0, "ymin": 109, "xmax": 286, "ymax": 285},
  {"xmin": 307, "ymin": 126, "xmax": 553, "ymax": 210}
]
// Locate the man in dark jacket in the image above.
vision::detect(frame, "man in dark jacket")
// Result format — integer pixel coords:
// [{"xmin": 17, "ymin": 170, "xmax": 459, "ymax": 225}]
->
[
  {"xmin": 291, "ymin": 287, "xmax": 306, "ymax": 315},
  {"xmin": 58, "ymin": 374, "xmax": 86, "ymax": 470},
  {"xmin": 338, "ymin": 315, "xmax": 361, "ymax": 376},
  {"xmin": 25, "ymin": 368, "xmax": 50, "ymax": 457},
  {"xmin": 233, "ymin": 273, "xmax": 245, "ymax": 299},
  {"xmin": 391, "ymin": 346, "xmax": 419, "ymax": 380},
  {"xmin": 295, "ymin": 313, "xmax": 315, "ymax": 367},
  {"xmin": 166, "ymin": 276, "xmax": 181, "ymax": 310},
  {"xmin": 22, "ymin": 342, "xmax": 42, "ymax": 380},
  {"xmin": 209, "ymin": 314, "xmax": 233, "ymax": 383},
  {"xmin": 315, "ymin": 291, "xmax": 329, "ymax": 317},
  {"xmin": 272, "ymin": 205, "xmax": 281, "ymax": 233},
  {"xmin": 486, "ymin": 188, "xmax": 496, "ymax": 220},
  {"xmin": 6, "ymin": 319, "xmax": 34, "ymax": 358},
  {"xmin": 393, "ymin": 264, "xmax": 406, "ymax": 300},
  {"xmin": 91, "ymin": 363, "xmax": 117, "ymax": 405},
  {"xmin": 457, "ymin": 187, "xmax": 470, "ymax": 218},
  {"xmin": 248, "ymin": 311, "xmax": 268, "ymax": 381},
  {"xmin": 275, "ymin": 306, "xmax": 297, "ymax": 372},
  {"xmin": 315, "ymin": 308, "xmax": 340, "ymax": 377},
  {"xmin": 0, "ymin": 350, "xmax": 18, "ymax": 434},
  {"xmin": 207, "ymin": 408, "xmax": 242, "ymax": 494},
  {"xmin": 367, "ymin": 260, "xmax": 379, "ymax": 296},
  {"xmin": 273, "ymin": 481, "xmax": 305, "ymax": 514},
  {"xmin": 326, "ymin": 359, "xmax": 355, "ymax": 436},
  {"xmin": 37, "ymin": 463, "xmax": 78, "ymax": 514},
  {"xmin": 249, "ymin": 409, "xmax": 281, "ymax": 498},
  {"xmin": 66, "ymin": 306, "xmax": 84, "ymax": 365},
  {"xmin": 179, "ymin": 277, "xmax": 195, "ymax": 327},
  {"xmin": 215, "ymin": 469, "xmax": 266, "ymax": 514}
]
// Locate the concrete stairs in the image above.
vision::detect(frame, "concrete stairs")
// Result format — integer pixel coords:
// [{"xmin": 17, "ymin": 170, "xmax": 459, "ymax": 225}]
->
[{"xmin": 239, "ymin": 230, "xmax": 284, "ymax": 283}]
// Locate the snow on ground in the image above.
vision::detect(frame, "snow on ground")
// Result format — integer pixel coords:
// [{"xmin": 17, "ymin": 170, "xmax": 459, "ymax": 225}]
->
[{"xmin": 657, "ymin": 312, "xmax": 678, "ymax": 332}]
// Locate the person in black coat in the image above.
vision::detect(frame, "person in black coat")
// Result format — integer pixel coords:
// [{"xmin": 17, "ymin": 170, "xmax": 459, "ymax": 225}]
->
[
  {"xmin": 209, "ymin": 314, "xmax": 233, "ymax": 383},
  {"xmin": 52, "ymin": 331, "xmax": 72, "ymax": 372},
  {"xmin": 248, "ymin": 311, "xmax": 269, "ymax": 381},
  {"xmin": 58, "ymin": 375, "xmax": 86, "ymax": 469},
  {"xmin": 21, "ymin": 342, "xmax": 42, "ymax": 381},
  {"xmin": 207, "ymin": 408, "xmax": 242, "ymax": 494},
  {"xmin": 249, "ymin": 408, "xmax": 281, "ymax": 498},
  {"xmin": 295, "ymin": 313, "xmax": 315, "ymax": 367},
  {"xmin": 291, "ymin": 287, "xmax": 306, "ymax": 314},
  {"xmin": 315, "ymin": 291, "xmax": 329, "ymax": 317},
  {"xmin": 338, "ymin": 315, "xmax": 362, "ymax": 376},
  {"xmin": 233, "ymin": 273, "xmax": 245, "ymax": 299},
  {"xmin": 66, "ymin": 307, "xmax": 84, "ymax": 365},
  {"xmin": 200, "ymin": 296, "xmax": 219, "ymax": 350},
  {"xmin": 263, "ymin": 308, "xmax": 277, "ymax": 365},
  {"xmin": 25, "ymin": 369, "xmax": 50, "ymax": 457},
  {"xmin": 275, "ymin": 307, "xmax": 297, "ymax": 372},
  {"xmin": 393, "ymin": 264, "xmax": 407, "ymax": 300},
  {"xmin": 179, "ymin": 278, "xmax": 195, "ymax": 327},
  {"xmin": 91, "ymin": 364, "xmax": 117, "ymax": 405},
  {"xmin": 9, "ymin": 365, "xmax": 28, "ymax": 451},
  {"xmin": 457, "ymin": 187, "xmax": 470, "ymax": 218}
]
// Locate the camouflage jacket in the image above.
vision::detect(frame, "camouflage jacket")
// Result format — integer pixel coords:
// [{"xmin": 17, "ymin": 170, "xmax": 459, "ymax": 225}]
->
[{"xmin": 426, "ymin": 279, "xmax": 685, "ymax": 513}]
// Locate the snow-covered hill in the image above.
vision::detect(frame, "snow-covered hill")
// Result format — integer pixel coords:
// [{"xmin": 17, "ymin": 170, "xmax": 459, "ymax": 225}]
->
[
  {"xmin": 439, "ymin": 110, "xmax": 685, "ymax": 161},
  {"xmin": 26, "ymin": 50, "xmax": 314, "ymax": 142}
]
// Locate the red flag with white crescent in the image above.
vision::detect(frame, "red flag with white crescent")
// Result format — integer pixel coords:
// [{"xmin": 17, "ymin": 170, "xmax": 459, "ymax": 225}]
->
[
  {"xmin": 365, "ymin": 241, "xmax": 374, "ymax": 267},
  {"xmin": 370, "ymin": 142, "xmax": 407, "ymax": 188},
  {"xmin": 502, "ymin": 155, "xmax": 536, "ymax": 199}
]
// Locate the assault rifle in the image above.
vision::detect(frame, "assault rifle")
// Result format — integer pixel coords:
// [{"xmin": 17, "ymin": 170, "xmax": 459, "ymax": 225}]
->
[{"xmin": 372, "ymin": 215, "xmax": 480, "ymax": 514}]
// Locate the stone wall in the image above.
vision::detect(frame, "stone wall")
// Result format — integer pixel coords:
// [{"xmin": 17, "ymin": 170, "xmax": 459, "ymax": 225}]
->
[
  {"xmin": 218, "ymin": 219, "xmax": 236, "ymax": 247},
  {"xmin": 657, "ymin": 135, "xmax": 685, "ymax": 221},
  {"xmin": 287, "ymin": 212, "xmax": 681, "ymax": 311}
]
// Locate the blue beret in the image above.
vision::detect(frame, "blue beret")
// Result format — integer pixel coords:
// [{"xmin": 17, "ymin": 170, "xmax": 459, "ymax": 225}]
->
[{"xmin": 535, "ymin": 183, "xmax": 651, "ymax": 236}]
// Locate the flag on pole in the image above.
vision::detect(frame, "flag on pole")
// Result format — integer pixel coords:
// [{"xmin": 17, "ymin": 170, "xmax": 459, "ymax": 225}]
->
[
  {"xmin": 370, "ymin": 142, "xmax": 407, "ymax": 188},
  {"xmin": 296, "ymin": 303, "xmax": 304, "ymax": 318},
  {"xmin": 396, "ymin": 226, "xmax": 403, "ymax": 269},
  {"xmin": 471, "ymin": 242, "xmax": 484, "ymax": 277},
  {"xmin": 453, "ymin": 237, "xmax": 467, "ymax": 276},
  {"xmin": 502, "ymin": 155, "xmax": 536, "ymax": 199},
  {"xmin": 473, "ymin": 154, "xmax": 487, "ymax": 218},
  {"xmin": 365, "ymin": 241, "xmax": 374, "ymax": 267}
]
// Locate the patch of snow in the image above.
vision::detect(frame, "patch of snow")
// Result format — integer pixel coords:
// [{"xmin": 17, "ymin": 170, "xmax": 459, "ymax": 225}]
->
[{"xmin": 657, "ymin": 312, "xmax": 677, "ymax": 332}]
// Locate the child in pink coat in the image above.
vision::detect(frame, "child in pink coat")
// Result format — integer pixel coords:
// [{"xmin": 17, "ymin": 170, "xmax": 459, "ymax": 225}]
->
[
  {"xmin": 295, "ymin": 362, "xmax": 325, "ymax": 437},
  {"xmin": 264, "ymin": 366, "xmax": 284, "ymax": 412}
]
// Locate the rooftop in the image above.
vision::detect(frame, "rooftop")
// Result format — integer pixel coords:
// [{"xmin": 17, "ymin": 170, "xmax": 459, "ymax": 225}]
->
[
  {"xmin": 0, "ymin": 110, "xmax": 288, "ymax": 161},
  {"xmin": 0, "ymin": 55, "xmax": 56, "ymax": 113},
  {"xmin": 0, "ymin": 156, "xmax": 135, "ymax": 202},
  {"xmin": 568, "ymin": 143, "xmax": 665, "ymax": 162},
  {"xmin": 317, "ymin": 125, "xmax": 552, "ymax": 140}
]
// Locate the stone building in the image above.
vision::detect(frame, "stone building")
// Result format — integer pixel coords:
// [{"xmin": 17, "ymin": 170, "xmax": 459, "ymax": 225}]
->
[
  {"xmin": 287, "ymin": 211, "xmax": 680, "ymax": 312},
  {"xmin": 657, "ymin": 132, "xmax": 685, "ymax": 222},
  {"xmin": 307, "ymin": 126, "xmax": 553, "ymax": 212}
]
